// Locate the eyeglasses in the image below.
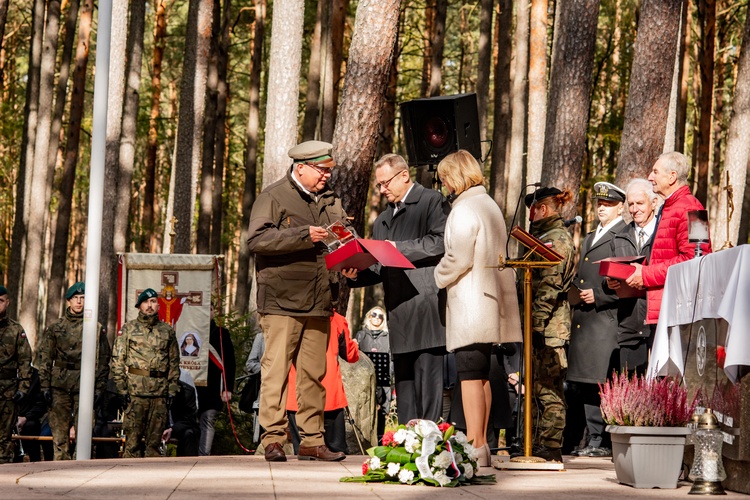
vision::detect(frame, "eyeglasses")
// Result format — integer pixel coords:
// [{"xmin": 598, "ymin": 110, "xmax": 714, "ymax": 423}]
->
[
  {"xmin": 305, "ymin": 162, "xmax": 332, "ymax": 176},
  {"xmin": 369, "ymin": 311, "xmax": 384, "ymax": 320},
  {"xmin": 375, "ymin": 170, "xmax": 406, "ymax": 190}
]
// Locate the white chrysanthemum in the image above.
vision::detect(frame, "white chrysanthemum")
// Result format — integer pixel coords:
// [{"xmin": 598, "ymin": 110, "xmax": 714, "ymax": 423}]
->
[
  {"xmin": 432, "ymin": 450, "xmax": 452, "ymax": 469},
  {"xmin": 462, "ymin": 462, "xmax": 474, "ymax": 479},
  {"xmin": 454, "ymin": 452, "xmax": 464, "ymax": 464},
  {"xmin": 398, "ymin": 469, "xmax": 414, "ymax": 483},
  {"xmin": 369, "ymin": 456, "xmax": 381, "ymax": 469},
  {"xmin": 386, "ymin": 462, "xmax": 400, "ymax": 477},
  {"xmin": 453, "ymin": 431, "xmax": 468, "ymax": 445},
  {"xmin": 393, "ymin": 428, "xmax": 408, "ymax": 444},
  {"xmin": 464, "ymin": 443, "xmax": 481, "ymax": 462},
  {"xmin": 433, "ymin": 470, "xmax": 451, "ymax": 487},
  {"xmin": 404, "ymin": 435, "xmax": 420, "ymax": 453}
]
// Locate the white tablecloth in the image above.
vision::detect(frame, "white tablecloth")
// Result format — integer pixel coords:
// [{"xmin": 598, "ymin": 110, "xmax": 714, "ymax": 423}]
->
[{"xmin": 649, "ymin": 245, "xmax": 750, "ymax": 383}]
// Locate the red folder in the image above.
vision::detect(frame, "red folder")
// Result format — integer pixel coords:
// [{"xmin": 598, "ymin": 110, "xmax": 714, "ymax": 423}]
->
[
  {"xmin": 325, "ymin": 238, "xmax": 415, "ymax": 272},
  {"xmin": 596, "ymin": 256, "xmax": 647, "ymax": 298}
]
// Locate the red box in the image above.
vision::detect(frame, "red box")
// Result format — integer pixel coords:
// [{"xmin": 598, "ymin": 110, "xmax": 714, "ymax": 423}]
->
[
  {"xmin": 325, "ymin": 238, "xmax": 415, "ymax": 272},
  {"xmin": 596, "ymin": 256, "xmax": 645, "ymax": 280}
]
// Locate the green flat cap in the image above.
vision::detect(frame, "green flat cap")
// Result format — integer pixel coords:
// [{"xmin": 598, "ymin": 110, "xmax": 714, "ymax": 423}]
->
[
  {"xmin": 288, "ymin": 140, "xmax": 335, "ymax": 167},
  {"xmin": 0, "ymin": 285, "xmax": 7, "ymax": 297},
  {"xmin": 135, "ymin": 288, "xmax": 158, "ymax": 308},
  {"xmin": 65, "ymin": 282, "xmax": 85, "ymax": 300}
]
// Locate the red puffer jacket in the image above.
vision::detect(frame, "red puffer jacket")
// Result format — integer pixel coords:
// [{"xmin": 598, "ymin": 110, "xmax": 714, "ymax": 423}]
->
[{"xmin": 642, "ymin": 185, "xmax": 712, "ymax": 324}]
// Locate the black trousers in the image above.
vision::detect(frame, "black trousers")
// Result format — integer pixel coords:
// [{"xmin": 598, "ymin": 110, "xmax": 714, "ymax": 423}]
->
[{"xmin": 393, "ymin": 347, "xmax": 445, "ymax": 424}]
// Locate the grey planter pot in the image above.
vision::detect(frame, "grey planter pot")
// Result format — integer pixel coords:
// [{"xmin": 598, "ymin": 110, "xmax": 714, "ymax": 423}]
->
[{"xmin": 607, "ymin": 425, "xmax": 691, "ymax": 489}]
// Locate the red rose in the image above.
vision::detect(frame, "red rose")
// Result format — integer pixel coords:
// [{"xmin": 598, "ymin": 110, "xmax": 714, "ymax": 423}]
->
[
  {"xmin": 362, "ymin": 461, "xmax": 369, "ymax": 474},
  {"xmin": 717, "ymin": 346, "xmax": 726, "ymax": 369},
  {"xmin": 381, "ymin": 431, "xmax": 395, "ymax": 446},
  {"xmin": 438, "ymin": 422, "xmax": 451, "ymax": 432}
]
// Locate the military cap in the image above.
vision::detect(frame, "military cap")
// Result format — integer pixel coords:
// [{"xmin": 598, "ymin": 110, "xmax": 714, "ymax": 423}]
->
[
  {"xmin": 288, "ymin": 140, "xmax": 335, "ymax": 168},
  {"xmin": 135, "ymin": 288, "xmax": 158, "ymax": 308},
  {"xmin": 525, "ymin": 187, "xmax": 563, "ymax": 208},
  {"xmin": 592, "ymin": 181, "xmax": 626, "ymax": 203},
  {"xmin": 65, "ymin": 282, "xmax": 85, "ymax": 300},
  {"xmin": 0, "ymin": 285, "xmax": 7, "ymax": 297}
]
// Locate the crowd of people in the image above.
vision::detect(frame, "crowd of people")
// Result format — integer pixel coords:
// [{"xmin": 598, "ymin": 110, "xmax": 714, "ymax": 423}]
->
[{"xmin": 0, "ymin": 139, "xmax": 710, "ymax": 466}]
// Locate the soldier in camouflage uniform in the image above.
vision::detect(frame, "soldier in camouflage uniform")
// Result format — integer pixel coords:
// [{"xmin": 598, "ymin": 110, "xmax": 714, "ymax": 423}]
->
[
  {"xmin": 525, "ymin": 188, "xmax": 576, "ymax": 462},
  {"xmin": 35, "ymin": 282, "xmax": 110, "ymax": 460},
  {"xmin": 111, "ymin": 288, "xmax": 180, "ymax": 458},
  {"xmin": 0, "ymin": 286, "xmax": 32, "ymax": 464}
]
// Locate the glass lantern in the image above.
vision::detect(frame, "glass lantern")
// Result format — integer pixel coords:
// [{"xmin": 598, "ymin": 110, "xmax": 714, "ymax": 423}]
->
[{"xmin": 689, "ymin": 408, "xmax": 727, "ymax": 495}]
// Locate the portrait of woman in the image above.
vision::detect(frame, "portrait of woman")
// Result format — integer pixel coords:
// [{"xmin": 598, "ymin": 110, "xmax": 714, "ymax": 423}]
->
[{"xmin": 180, "ymin": 332, "xmax": 201, "ymax": 357}]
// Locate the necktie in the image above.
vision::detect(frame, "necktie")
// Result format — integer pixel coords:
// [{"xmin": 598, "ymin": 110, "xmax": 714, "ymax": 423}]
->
[
  {"xmin": 394, "ymin": 201, "xmax": 403, "ymax": 214},
  {"xmin": 637, "ymin": 229, "xmax": 646, "ymax": 252}
]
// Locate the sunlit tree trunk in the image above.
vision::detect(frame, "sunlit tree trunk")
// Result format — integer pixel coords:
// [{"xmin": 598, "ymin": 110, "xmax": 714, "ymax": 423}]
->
[
  {"xmin": 211, "ymin": 0, "xmax": 231, "ymax": 257},
  {"xmin": 302, "ymin": 0, "xmax": 326, "ymax": 141},
  {"xmin": 477, "ymin": 0, "xmax": 493, "ymax": 143},
  {"xmin": 489, "ymin": 0, "xmax": 512, "ymax": 211},
  {"xmin": 526, "ymin": 0, "xmax": 548, "ymax": 186},
  {"xmin": 694, "ymin": 0, "xmax": 715, "ymax": 205},
  {"xmin": 321, "ymin": 0, "xmax": 350, "ymax": 142}
]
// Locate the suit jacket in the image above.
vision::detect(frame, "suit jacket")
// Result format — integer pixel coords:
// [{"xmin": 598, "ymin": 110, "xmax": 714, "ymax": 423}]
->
[
  {"xmin": 610, "ymin": 222, "xmax": 652, "ymax": 345},
  {"xmin": 352, "ymin": 183, "xmax": 450, "ymax": 354},
  {"xmin": 567, "ymin": 219, "xmax": 627, "ymax": 384}
]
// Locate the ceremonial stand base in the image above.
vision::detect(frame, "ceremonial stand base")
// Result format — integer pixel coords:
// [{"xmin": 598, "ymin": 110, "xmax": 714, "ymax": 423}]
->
[{"xmin": 493, "ymin": 455, "xmax": 566, "ymax": 471}]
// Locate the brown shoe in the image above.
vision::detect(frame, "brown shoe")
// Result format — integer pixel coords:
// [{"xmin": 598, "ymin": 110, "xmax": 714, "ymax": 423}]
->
[
  {"xmin": 264, "ymin": 442, "xmax": 287, "ymax": 462},
  {"xmin": 298, "ymin": 444, "xmax": 345, "ymax": 461}
]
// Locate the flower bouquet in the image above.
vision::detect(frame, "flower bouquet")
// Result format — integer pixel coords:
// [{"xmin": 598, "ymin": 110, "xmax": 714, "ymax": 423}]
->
[{"xmin": 340, "ymin": 420, "xmax": 495, "ymax": 487}]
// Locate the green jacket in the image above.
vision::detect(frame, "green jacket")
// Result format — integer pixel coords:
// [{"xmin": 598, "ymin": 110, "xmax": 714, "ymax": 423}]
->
[
  {"xmin": 530, "ymin": 215, "xmax": 576, "ymax": 347},
  {"xmin": 247, "ymin": 168, "xmax": 349, "ymax": 317},
  {"xmin": 111, "ymin": 312, "xmax": 180, "ymax": 397},
  {"xmin": 0, "ymin": 314, "xmax": 32, "ymax": 399},
  {"xmin": 35, "ymin": 308, "xmax": 110, "ymax": 394}
]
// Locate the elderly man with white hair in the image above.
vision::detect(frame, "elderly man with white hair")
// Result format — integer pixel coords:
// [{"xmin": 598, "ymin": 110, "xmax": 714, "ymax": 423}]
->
[{"xmin": 606, "ymin": 178, "xmax": 661, "ymax": 375}]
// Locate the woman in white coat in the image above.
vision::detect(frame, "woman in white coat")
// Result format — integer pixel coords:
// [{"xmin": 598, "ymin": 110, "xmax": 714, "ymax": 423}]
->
[{"xmin": 434, "ymin": 150, "xmax": 521, "ymax": 466}]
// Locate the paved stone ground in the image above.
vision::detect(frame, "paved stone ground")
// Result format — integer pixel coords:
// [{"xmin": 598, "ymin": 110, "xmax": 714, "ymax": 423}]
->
[{"xmin": 0, "ymin": 455, "xmax": 745, "ymax": 499}]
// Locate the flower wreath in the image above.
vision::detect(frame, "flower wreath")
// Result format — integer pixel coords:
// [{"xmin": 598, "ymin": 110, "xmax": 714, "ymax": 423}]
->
[{"xmin": 340, "ymin": 419, "xmax": 496, "ymax": 487}]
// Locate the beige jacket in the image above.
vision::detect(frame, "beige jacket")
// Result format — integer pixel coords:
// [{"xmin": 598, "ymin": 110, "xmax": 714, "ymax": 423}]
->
[{"xmin": 434, "ymin": 186, "xmax": 521, "ymax": 351}]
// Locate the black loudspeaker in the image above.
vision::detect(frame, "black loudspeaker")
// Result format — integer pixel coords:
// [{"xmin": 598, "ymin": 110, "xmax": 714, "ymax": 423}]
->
[{"xmin": 400, "ymin": 93, "xmax": 481, "ymax": 166}]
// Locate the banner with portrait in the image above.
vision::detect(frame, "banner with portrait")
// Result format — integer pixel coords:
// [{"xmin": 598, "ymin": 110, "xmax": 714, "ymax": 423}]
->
[{"xmin": 117, "ymin": 253, "xmax": 217, "ymax": 386}]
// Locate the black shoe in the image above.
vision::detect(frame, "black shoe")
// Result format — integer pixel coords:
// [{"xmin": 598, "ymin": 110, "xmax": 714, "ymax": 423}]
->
[
  {"xmin": 533, "ymin": 445, "xmax": 563, "ymax": 462},
  {"xmin": 579, "ymin": 446, "xmax": 611, "ymax": 457}
]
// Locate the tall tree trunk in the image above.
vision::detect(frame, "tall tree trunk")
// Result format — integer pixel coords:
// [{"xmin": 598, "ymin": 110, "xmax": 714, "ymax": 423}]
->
[
  {"xmin": 421, "ymin": 0, "xmax": 434, "ymax": 98},
  {"xmin": 235, "ymin": 0, "xmax": 265, "ymax": 315},
  {"xmin": 476, "ymin": 0, "xmax": 493, "ymax": 142},
  {"xmin": 116, "ymin": 0, "xmax": 147, "ymax": 258},
  {"xmin": 44, "ymin": 0, "xmax": 79, "ymax": 322},
  {"xmin": 302, "ymin": 0, "xmax": 326, "ymax": 141},
  {"xmin": 99, "ymin": 0, "xmax": 129, "ymax": 333},
  {"xmin": 427, "ymin": 0, "xmax": 447, "ymax": 97},
  {"xmin": 320, "ymin": 0, "xmax": 349, "ymax": 142},
  {"xmin": 540, "ymin": 0, "xmax": 601, "ymax": 220},
  {"xmin": 0, "ymin": 0, "xmax": 10, "ymax": 103},
  {"xmin": 694, "ymin": 0, "xmax": 715, "ymax": 205},
  {"xmin": 198, "ymin": 0, "xmax": 221, "ymax": 255},
  {"xmin": 526, "ymin": 0, "xmax": 549, "ymax": 186},
  {"xmin": 489, "ymin": 0, "xmax": 512, "ymax": 211},
  {"xmin": 8, "ymin": 0, "xmax": 46, "ymax": 318},
  {"xmin": 506, "ymin": 0, "xmax": 530, "ymax": 223},
  {"xmin": 675, "ymin": 0, "xmax": 690, "ymax": 152},
  {"xmin": 331, "ymin": 0, "xmax": 400, "ymax": 313},
  {"xmin": 143, "ymin": 0, "xmax": 168, "ymax": 253},
  {"xmin": 615, "ymin": 0, "xmax": 682, "ymax": 186},
  {"xmin": 21, "ymin": 0, "xmax": 63, "ymax": 344},
  {"xmin": 715, "ymin": 5, "xmax": 750, "ymax": 247},
  {"xmin": 210, "ymin": 0, "xmax": 231, "ymax": 256},
  {"xmin": 262, "ymin": 0, "xmax": 304, "ymax": 187},
  {"xmin": 377, "ymin": 27, "xmax": 400, "ymax": 159},
  {"xmin": 170, "ymin": 0, "xmax": 214, "ymax": 253}
]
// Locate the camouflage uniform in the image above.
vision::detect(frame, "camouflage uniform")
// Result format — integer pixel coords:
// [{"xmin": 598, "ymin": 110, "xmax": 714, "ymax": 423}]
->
[
  {"xmin": 0, "ymin": 313, "xmax": 32, "ymax": 463},
  {"xmin": 35, "ymin": 308, "xmax": 110, "ymax": 460},
  {"xmin": 529, "ymin": 214, "xmax": 575, "ymax": 450},
  {"xmin": 111, "ymin": 311, "xmax": 180, "ymax": 458}
]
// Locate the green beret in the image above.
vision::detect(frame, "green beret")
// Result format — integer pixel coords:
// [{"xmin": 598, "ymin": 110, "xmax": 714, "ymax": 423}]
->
[
  {"xmin": 65, "ymin": 282, "xmax": 85, "ymax": 300},
  {"xmin": 0, "ymin": 285, "xmax": 7, "ymax": 297},
  {"xmin": 288, "ymin": 140, "xmax": 334, "ymax": 165},
  {"xmin": 135, "ymin": 288, "xmax": 158, "ymax": 308}
]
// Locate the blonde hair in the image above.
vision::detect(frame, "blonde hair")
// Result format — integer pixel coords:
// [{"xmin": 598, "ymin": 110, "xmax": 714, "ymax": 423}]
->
[{"xmin": 436, "ymin": 150, "xmax": 484, "ymax": 195}]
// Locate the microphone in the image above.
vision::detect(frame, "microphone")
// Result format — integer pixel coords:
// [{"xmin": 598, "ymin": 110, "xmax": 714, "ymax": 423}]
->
[{"xmin": 564, "ymin": 215, "xmax": 582, "ymax": 227}]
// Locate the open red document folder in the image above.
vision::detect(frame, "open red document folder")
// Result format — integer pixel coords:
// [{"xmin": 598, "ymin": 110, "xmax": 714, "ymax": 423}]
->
[
  {"xmin": 596, "ymin": 255, "xmax": 647, "ymax": 298},
  {"xmin": 325, "ymin": 238, "xmax": 415, "ymax": 272}
]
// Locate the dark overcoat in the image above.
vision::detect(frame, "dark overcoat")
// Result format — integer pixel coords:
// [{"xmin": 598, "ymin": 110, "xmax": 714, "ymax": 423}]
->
[
  {"xmin": 567, "ymin": 220, "xmax": 627, "ymax": 384},
  {"xmin": 353, "ymin": 183, "xmax": 450, "ymax": 355}
]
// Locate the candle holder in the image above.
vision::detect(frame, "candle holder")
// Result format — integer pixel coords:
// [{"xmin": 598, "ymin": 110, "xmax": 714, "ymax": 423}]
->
[
  {"xmin": 687, "ymin": 210, "xmax": 710, "ymax": 259},
  {"xmin": 688, "ymin": 409, "xmax": 727, "ymax": 495}
]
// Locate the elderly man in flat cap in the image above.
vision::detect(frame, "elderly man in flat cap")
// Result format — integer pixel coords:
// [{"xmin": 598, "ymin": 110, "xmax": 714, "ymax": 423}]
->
[
  {"xmin": 111, "ymin": 288, "xmax": 180, "ymax": 457},
  {"xmin": 247, "ymin": 140, "xmax": 351, "ymax": 462},
  {"xmin": 0, "ymin": 286, "xmax": 32, "ymax": 464},
  {"xmin": 565, "ymin": 182, "xmax": 627, "ymax": 458},
  {"xmin": 35, "ymin": 282, "xmax": 110, "ymax": 460}
]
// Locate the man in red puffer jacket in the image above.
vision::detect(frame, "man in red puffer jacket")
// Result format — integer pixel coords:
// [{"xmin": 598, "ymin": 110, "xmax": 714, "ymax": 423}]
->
[{"xmin": 626, "ymin": 152, "xmax": 712, "ymax": 324}]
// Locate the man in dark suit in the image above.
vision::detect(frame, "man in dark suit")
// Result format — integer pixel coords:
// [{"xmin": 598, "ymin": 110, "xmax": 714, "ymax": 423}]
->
[
  {"xmin": 566, "ymin": 182, "xmax": 627, "ymax": 457},
  {"xmin": 607, "ymin": 178, "xmax": 660, "ymax": 375},
  {"xmin": 343, "ymin": 153, "xmax": 450, "ymax": 424}
]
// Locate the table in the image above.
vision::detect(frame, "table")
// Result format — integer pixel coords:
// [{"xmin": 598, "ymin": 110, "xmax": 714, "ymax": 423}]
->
[{"xmin": 649, "ymin": 245, "xmax": 750, "ymax": 383}]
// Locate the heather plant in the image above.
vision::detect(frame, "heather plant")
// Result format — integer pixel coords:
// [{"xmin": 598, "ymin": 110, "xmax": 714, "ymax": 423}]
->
[{"xmin": 599, "ymin": 371, "xmax": 698, "ymax": 427}]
